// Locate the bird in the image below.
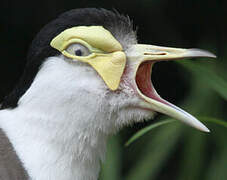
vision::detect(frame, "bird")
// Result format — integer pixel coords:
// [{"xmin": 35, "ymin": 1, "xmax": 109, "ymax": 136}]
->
[{"xmin": 0, "ymin": 8, "xmax": 216, "ymax": 180}]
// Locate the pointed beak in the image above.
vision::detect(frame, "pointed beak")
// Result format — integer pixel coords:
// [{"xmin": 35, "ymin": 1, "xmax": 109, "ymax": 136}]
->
[{"xmin": 127, "ymin": 44, "xmax": 216, "ymax": 132}]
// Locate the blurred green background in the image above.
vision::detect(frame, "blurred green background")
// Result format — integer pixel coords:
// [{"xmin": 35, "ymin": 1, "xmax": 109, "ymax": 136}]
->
[{"xmin": 1, "ymin": 0, "xmax": 227, "ymax": 179}]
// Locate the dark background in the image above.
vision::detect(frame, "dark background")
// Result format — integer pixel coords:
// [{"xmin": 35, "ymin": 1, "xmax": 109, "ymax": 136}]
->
[{"xmin": 1, "ymin": 0, "xmax": 227, "ymax": 180}]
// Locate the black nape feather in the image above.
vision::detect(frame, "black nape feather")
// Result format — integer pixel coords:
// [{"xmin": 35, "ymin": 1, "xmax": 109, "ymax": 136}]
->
[{"xmin": 1, "ymin": 8, "xmax": 135, "ymax": 109}]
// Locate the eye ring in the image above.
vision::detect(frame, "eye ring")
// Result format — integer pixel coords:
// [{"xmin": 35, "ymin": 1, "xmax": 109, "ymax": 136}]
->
[{"xmin": 65, "ymin": 43, "xmax": 91, "ymax": 57}]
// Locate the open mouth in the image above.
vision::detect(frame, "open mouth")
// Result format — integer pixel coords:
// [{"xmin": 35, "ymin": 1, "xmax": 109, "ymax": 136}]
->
[
  {"xmin": 134, "ymin": 60, "xmax": 210, "ymax": 132},
  {"xmin": 136, "ymin": 61, "xmax": 170, "ymax": 106},
  {"xmin": 135, "ymin": 61, "xmax": 187, "ymax": 112}
]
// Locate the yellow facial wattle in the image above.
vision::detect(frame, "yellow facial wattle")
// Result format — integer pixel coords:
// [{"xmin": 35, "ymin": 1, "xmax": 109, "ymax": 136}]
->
[{"xmin": 50, "ymin": 26, "xmax": 126, "ymax": 90}]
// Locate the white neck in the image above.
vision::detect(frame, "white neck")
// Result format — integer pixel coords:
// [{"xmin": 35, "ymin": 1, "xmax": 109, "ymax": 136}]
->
[{"xmin": 0, "ymin": 57, "xmax": 114, "ymax": 180}]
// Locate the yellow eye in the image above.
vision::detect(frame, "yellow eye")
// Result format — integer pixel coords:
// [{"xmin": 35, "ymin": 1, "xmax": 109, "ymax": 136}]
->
[{"xmin": 66, "ymin": 43, "xmax": 91, "ymax": 57}]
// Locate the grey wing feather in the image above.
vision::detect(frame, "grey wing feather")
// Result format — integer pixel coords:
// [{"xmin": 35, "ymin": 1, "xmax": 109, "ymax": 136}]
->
[{"xmin": 0, "ymin": 129, "xmax": 28, "ymax": 180}]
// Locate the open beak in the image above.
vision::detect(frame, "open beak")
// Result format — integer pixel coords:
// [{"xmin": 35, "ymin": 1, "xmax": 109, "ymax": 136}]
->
[{"xmin": 127, "ymin": 44, "xmax": 216, "ymax": 132}]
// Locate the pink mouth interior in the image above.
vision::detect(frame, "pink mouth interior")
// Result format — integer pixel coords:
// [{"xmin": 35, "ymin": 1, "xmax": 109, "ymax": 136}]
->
[{"xmin": 135, "ymin": 62, "xmax": 170, "ymax": 106}]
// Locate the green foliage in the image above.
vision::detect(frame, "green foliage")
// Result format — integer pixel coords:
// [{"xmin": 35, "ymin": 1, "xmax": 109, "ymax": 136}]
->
[
  {"xmin": 125, "ymin": 123, "xmax": 183, "ymax": 180},
  {"xmin": 177, "ymin": 60, "xmax": 227, "ymax": 100},
  {"xmin": 99, "ymin": 135, "xmax": 122, "ymax": 180},
  {"xmin": 125, "ymin": 119, "xmax": 176, "ymax": 146},
  {"xmin": 125, "ymin": 116, "xmax": 227, "ymax": 147}
]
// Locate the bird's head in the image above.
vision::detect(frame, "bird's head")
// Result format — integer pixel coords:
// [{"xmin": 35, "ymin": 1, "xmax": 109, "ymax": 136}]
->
[{"xmin": 3, "ymin": 8, "xmax": 215, "ymax": 135}]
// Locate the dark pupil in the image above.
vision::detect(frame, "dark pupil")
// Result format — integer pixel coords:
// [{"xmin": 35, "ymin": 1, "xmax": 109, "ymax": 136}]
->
[{"xmin": 75, "ymin": 49, "xmax": 82, "ymax": 56}]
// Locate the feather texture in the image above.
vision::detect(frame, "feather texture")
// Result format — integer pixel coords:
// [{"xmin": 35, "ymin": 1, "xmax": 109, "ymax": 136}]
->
[{"xmin": 0, "ymin": 56, "xmax": 153, "ymax": 180}]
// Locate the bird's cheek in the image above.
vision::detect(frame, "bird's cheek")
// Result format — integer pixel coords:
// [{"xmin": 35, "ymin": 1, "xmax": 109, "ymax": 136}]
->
[{"xmin": 87, "ymin": 51, "xmax": 126, "ymax": 91}]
